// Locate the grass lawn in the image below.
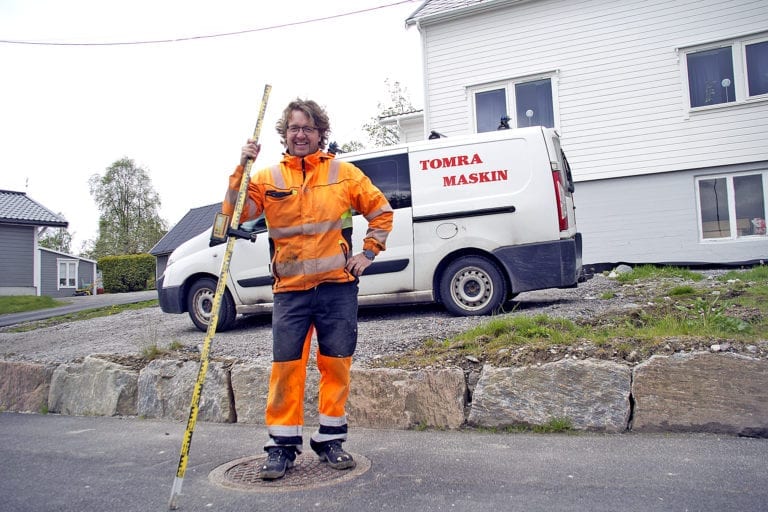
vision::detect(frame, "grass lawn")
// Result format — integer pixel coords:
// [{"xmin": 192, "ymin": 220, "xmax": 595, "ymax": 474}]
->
[
  {"xmin": 0, "ymin": 295, "xmax": 67, "ymax": 315},
  {"xmin": 379, "ymin": 264, "xmax": 768, "ymax": 369}
]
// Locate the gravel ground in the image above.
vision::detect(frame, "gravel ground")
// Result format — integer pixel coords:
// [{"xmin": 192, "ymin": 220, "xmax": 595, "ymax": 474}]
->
[{"xmin": 1, "ymin": 269, "xmax": 764, "ymax": 368}]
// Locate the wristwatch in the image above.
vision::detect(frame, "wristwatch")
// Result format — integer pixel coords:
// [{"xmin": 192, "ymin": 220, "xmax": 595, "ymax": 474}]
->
[{"xmin": 363, "ymin": 249, "xmax": 376, "ymax": 261}]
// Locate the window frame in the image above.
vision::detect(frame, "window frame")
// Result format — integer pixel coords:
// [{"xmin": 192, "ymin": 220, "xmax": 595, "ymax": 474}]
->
[
  {"xmin": 468, "ymin": 72, "xmax": 560, "ymax": 133},
  {"xmin": 680, "ymin": 32, "xmax": 768, "ymax": 113},
  {"xmin": 57, "ymin": 259, "xmax": 78, "ymax": 289},
  {"xmin": 743, "ymin": 36, "xmax": 768, "ymax": 99},
  {"xmin": 695, "ymin": 170, "xmax": 768, "ymax": 242}
]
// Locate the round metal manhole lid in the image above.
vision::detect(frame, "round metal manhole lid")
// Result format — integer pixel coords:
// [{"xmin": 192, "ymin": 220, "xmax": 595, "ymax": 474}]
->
[{"xmin": 209, "ymin": 452, "xmax": 371, "ymax": 492}]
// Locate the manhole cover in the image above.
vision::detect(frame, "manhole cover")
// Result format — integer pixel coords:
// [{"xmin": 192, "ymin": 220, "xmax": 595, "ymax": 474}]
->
[{"xmin": 209, "ymin": 452, "xmax": 371, "ymax": 492}]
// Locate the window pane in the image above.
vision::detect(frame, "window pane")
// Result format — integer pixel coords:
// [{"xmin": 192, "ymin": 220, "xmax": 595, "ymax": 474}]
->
[
  {"xmin": 687, "ymin": 47, "xmax": 735, "ymax": 107},
  {"xmin": 699, "ymin": 178, "xmax": 730, "ymax": 238},
  {"xmin": 746, "ymin": 40, "xmax": 768, "ymax": 97},
  {"xmin": 356, "ymin": 153, "xmax": 412, "ymax": 210},
  {"xmin": 69, "ymin": 262, "xmax": 77, "ymax": 287},
  {"xmin": 734, "ymin": 174, "xmax": 766, "ymax": 236},
  {"xmin": 515, "ymin": 78, "xmax": 554, "ymax": 128},
  {"xmin": 475, "ymin": 89, "xmax": 507, "ymax": 133}
]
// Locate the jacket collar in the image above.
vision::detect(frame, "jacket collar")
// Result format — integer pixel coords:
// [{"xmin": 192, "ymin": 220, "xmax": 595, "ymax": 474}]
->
[{"xmin": 281, "ymin": 149, "xmax": 334, "ymax": 170}]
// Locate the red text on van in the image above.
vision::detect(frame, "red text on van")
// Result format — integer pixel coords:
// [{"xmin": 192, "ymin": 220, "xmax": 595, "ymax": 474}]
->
[{"xmin": 419, "ymin": 153, "xmax": 483, "ymax": 170}]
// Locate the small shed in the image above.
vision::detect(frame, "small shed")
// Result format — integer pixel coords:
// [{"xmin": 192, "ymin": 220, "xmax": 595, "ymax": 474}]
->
[{"xmin": 38, "ymin": 247, "xmax": 97, "ymax": 298}]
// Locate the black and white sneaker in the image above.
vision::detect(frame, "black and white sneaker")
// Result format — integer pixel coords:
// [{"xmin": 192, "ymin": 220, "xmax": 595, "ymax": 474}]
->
[
  {"xmin": 260, "ymin": 446, "xmax": 296, "ymax": 480},
  {"xmin": 310, "ymin": 439, "xmax": 356, "ymax": 470}
]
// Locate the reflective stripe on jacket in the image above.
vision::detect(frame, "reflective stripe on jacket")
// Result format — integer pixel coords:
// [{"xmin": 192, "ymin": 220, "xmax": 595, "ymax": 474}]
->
[{"xmin": 222, "ymin": 150, "xmax": 393, "ymax": 293}]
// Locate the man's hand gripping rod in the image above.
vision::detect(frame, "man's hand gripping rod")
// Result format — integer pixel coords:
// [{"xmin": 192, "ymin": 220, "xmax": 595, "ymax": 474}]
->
[{"xmin": 168, "ymin": 83, "xmax": 271, "ymax": 511}]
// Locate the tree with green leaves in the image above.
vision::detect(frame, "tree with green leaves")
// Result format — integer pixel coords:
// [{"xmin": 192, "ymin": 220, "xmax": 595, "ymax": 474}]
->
[
  {"xmin": 38, "ymin": 224, "xmax": 73, "ymax": 254},
  {"xmin": 338, "ymin": 141, "xmax": 365, "ymax": 153},
  {"xmin": 362, "ymin": 79, "xmax": 418, "ymax": 148},
  {"xmin": 88, "ymin": 158, "xmax": 167, "ymax": 258}
]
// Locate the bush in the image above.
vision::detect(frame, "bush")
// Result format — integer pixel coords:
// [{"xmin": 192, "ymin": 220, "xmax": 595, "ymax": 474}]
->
[{"xmin": 98, "ymin": 254, "xmax": 156, "ymax": 293}]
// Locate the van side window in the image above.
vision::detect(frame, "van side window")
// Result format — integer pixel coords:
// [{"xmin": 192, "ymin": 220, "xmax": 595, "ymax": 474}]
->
[{"xmin": 354, "ymin": 153, "xmax": 412, "ymax": 210}]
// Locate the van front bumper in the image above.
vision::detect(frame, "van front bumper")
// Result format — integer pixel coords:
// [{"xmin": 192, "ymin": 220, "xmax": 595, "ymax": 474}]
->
[{"xmin": 156, "ymin": 276, "xmax": 185, "ymax": 314}]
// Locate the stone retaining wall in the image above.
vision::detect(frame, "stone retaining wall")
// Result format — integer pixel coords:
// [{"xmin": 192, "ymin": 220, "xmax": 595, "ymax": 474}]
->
[{"xmin": 1, "ymin": 352, "xmax": 766, "ymax": 437}]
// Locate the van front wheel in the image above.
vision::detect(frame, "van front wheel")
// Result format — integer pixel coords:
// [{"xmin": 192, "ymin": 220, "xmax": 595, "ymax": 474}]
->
[
  {"xmin": 439, "ymin": 256, "xmax": 507, "ymax": 316},
  {"xmin": 187, "ymin": 277, "xmax": 237, "ymax": 332}
]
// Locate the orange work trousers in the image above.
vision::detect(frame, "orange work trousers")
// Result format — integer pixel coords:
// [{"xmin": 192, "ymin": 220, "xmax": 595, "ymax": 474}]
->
[{"xmin": 264, "ymin": 282, "xmax": 358, "ymax": 450}]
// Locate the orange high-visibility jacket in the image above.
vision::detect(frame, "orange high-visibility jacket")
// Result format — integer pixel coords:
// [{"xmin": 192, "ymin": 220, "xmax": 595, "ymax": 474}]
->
[{"xmin": 223, "ymin": 150, "xmax": 393, "ymax": 293}]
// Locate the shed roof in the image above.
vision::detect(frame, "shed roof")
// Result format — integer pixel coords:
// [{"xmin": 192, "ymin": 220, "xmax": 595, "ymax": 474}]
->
[
  {"xmin": 39, "ymin": 246, "xmax": 97, "ymax": 263},
  {"xmin": 0, "ymin": 189, "xmax": 68, "ymax": 227},
  {"xmin": 149, "ymin": 203, "xmax": 219, "ymax": 256}
]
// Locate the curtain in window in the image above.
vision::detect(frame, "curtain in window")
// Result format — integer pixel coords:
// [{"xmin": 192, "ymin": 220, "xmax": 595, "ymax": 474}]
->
[
  {"xmin": 699, "ymin": 178, "xmax": 730, "ymax": 238},
  {"xmin": 515, "ymin": 79, "xmax": 554, "ymax": 128},
  {"xmin": 746, "ymin": 41, "xmax": 768, "ymax": 97},
  {"xmin": 58, "ymin": 262, "xmax": 67, "ymax": 286},
  {"xmin": 58, "ymin": 260, "xmax": 77, "ymax": 288},
  {"xmin": 475, "ymin": 89, "xmax": 507, "ymax": 133},
  {"xmin": 687, "ymin": 47, "xmax": 735, "ymax": 107},
  {"xmin": 734, "ymin": 174, "xmax": 766, "ymax": 236}
]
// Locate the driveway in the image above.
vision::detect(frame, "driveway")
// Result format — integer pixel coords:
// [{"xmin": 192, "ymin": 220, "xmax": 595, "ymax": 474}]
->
[{"xmin": 0, "ymin": 290, "xmax": 157, "ymax": 327}]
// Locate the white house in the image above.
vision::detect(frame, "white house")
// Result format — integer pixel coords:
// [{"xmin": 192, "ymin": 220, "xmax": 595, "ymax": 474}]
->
[{"xmin": 402, "ymin": 0, "xmax": 768, "ymax": 267}]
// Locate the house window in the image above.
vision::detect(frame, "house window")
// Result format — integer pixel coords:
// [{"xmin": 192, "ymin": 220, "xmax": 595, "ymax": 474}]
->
[
  {"xmin": 683, "ymin": 34, "xmax": 768, "ymax": 109},
  {"xmin": 472, "ymin": 75, "xmax": 557, "ymax": 133},
  {"xmin": 58, "ymin": 259, "xmax": 78, "ymax": 288},
  {"xmin": 697, "ymin": 172, "xmax": 767, "ymax": 240},
  {"xmin": 476, "ymin": 89, "xmax": 507, "ymax": 132},
  {"xmin": 746, "ymin": 40, "xmax": 768, "ymax": 97},
  {"xmin": 515, "ymin": 79, "xmax": 554, "ymax": 128},
  {"xmin": 687, "ymin": 47, "xmax": 735, "ymax": 107}
]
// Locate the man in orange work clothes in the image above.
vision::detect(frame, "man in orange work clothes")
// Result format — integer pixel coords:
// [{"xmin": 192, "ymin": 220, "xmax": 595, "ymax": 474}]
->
[{"xmin": 223, "ymin": 98, "xmax": 393, "ymax": 480}]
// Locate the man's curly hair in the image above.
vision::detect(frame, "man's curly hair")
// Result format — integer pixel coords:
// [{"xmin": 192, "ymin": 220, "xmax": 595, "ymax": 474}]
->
[{"xmin": 275, "ymin": 98, "xmax": 331, "ymax": 150}]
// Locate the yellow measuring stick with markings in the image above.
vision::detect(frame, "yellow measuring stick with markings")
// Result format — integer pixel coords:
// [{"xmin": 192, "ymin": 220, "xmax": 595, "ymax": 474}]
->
[{"xmin": 169, "ymin": 83, "xmax": 271, "ymax": 510}]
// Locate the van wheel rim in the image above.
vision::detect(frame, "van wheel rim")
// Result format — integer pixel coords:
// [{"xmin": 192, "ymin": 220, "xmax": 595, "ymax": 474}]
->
[
  {"xmin": 450, "ymin": 267, "xmax": 492, "ymax": 311},
  {"xmin": 193, "ymin": 288, "xmax": 214, "ymax": 323}
]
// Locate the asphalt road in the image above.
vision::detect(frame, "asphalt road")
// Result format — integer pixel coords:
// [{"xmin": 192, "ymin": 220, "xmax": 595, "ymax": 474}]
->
[
  {"xmin": 3, "ymin": 287, "xmax": 767, "ymax": 511},
  {"xmin": 0, "ymin": 290, "xmax": 157, "ymax": 327},
  {"xmin": 1, "ymin": 412, "xmax": 766, "ymax": 512}
]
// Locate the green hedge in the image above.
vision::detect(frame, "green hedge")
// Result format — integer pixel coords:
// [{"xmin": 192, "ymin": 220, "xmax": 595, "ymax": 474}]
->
[{"xmin": 98, "ymin": 254, "xmax": 156, "ymax": 293}]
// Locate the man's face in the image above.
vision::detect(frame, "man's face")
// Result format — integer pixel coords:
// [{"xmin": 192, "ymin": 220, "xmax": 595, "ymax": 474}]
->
[{"xmin": 285, "ymin": 110, "xmax": 320, "ymax": 157}]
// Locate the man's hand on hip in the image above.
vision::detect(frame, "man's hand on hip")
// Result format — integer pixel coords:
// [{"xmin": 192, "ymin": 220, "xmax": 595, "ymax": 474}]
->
[{"xmin": 346, "ymin": 253, "xmax": 373, "ymax": 276}]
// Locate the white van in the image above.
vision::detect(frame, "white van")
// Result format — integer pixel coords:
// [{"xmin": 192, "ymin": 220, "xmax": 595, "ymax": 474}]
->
[{"xmin": 157, "ymin": 126, "xmax": 582, "ymax": 331}]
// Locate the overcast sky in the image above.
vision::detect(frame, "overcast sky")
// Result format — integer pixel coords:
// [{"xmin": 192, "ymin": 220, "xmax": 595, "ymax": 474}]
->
[{"xmin": 0, "ymin": 0, "xmax": 423, "ymax": 252}]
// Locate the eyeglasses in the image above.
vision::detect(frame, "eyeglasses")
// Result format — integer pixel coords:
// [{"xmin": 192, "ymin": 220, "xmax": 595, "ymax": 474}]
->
[{"xmin": 287, "ymin": 125, "xmax": 318, "ymax": 135}]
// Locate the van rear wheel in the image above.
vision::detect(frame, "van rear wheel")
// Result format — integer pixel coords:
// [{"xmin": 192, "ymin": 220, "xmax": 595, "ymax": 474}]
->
[
  {"xmin": 187, "ymin": 277, "xmax": 237, "ymax": 332},
  {"xmin": 439, "ymin": 256, "xmax": 507, "ymax": 316}
]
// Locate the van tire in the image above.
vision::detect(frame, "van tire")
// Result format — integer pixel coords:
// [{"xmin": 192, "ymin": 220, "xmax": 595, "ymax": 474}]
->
[
  {"xmin": 187, "ymin": 277, "xmax": 237, "ymax": 332},
  {"xmin": 439, "ymin": 256, "xmax": 507, "ymax": 316}
]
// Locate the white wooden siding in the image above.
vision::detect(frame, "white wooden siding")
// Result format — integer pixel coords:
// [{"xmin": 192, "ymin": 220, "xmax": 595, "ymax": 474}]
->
[
  {"xmin": 576, "ymin": 163, "xmax": 768, "ymax": 265},
  {"xmin": 418, "ymin": 0, "xmax": 768, "ymax": 182}
]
